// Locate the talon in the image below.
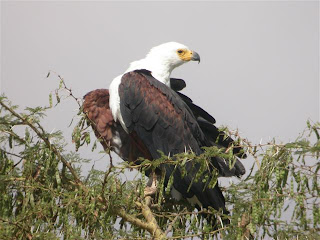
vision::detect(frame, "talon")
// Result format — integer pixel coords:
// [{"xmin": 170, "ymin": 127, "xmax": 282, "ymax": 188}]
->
[
  {"xmin": 144, "ymin": 172, "xmax": 159, "ymax": 196},
  {"xmin": 144, "ymin": 186, "xmax": 157, "ymax": 196}
]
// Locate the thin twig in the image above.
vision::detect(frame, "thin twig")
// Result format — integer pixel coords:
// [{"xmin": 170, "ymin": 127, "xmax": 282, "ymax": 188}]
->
[
  {"xmin": 165, "ymin": 209, "xmax": 185, "ymax": 236},
  {"xmin": 0, "ymin": 148, "xmax": 23, "ymax": 159},
  {"xmin": 101, "ymin": 151, "xmax": 114, "ymax": 197}
]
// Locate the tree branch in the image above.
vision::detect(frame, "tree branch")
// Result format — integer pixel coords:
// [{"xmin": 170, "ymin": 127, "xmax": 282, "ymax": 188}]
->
[
  {"xmin": 1, "ymin": 93, "xmax": 167, "ymax": 239},
  {"xmin": 0, "ymin": 99, "xmax": 82, "ymax": 186},
  {"xmin": 135, "ymin": 196, "xmax": 166, "ymax": 239}
]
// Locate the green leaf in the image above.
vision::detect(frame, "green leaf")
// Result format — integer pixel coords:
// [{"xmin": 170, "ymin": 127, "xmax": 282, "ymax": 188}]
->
[{"xmin": 49, "ymin": 93, "xmax": 53, "ymax": 108}]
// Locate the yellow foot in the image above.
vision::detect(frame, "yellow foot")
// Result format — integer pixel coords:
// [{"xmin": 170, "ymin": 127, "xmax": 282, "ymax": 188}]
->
[{"xmin": 144, "ymin": 186, "xmax": 157, "ymax": 196}]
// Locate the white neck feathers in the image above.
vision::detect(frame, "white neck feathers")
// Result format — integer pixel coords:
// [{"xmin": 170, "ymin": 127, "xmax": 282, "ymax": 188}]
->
[{"xmin": 125, "ymin": 56, "xmax": 181, "ymax": 86}]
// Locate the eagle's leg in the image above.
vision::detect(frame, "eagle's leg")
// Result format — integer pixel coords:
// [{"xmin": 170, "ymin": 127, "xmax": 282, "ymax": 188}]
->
[{"xmin": 144, "ymin": 172, "xmax": 158, "ymax": 196}]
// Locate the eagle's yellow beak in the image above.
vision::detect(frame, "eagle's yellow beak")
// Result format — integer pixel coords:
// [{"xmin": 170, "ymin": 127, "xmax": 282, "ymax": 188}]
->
[{"xmin": 177, "ymin": 49, "xmax": 201, "ymax": 63}]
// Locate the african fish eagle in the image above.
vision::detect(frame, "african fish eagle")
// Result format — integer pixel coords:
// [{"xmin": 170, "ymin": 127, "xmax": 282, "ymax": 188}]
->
[
  {"xmin": 83, "ymin": 78, "xmax": 246, "ymax": 179},
  {"xmin": 84, "ymin": 42, "xmax": 247, "ymax": 220}
]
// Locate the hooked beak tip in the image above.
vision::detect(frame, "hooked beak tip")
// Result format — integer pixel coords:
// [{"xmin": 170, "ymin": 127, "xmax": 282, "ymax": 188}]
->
[{"xmin": 191, "ymin": 51, "xmax": 201, "ymax": 63}]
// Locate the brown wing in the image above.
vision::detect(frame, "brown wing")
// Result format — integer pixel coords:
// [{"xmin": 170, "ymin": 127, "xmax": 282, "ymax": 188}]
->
[
  {"xmin": 83, "ymin": 89, "xmax": 113, "ymax": 144},
  {"xmin": 83, "ymin": 87, "xmax": 245, "ymax": 177},
  {"xmin": 83, "ymin": 89, "xmax": 151, "ymax": 163}
]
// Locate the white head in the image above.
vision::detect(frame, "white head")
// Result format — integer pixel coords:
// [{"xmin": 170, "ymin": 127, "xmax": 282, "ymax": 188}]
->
[
  {"xmin": 126, "ymin": 42, "xmax": 200, "ymax": 85},
  {"xmin": 146, "ymin": 42, "xmax": 200, "ymax": 68}
]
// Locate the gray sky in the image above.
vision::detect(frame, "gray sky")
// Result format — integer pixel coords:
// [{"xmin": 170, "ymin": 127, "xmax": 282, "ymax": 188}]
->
[{"xmin": 1, "ymin": 1, "xmax": 319, "ymax": 175}]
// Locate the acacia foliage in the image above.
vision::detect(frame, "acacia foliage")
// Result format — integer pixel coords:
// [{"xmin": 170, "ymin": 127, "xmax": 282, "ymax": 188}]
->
[{"xmin": 0, "ymin": 83, "xmax": 319, "ymax": 239}]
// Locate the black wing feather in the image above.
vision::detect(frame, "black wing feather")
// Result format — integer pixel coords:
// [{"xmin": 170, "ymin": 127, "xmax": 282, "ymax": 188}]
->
[
  {"xmin": 119, "ymin": 69, "xmax": 226, "ymax": 212},
  {"xmin": 176, "ymin": 92, "xmax": 216, "ymax": 124},
  {"xmin": 170, "ymin": 78, "xmax": 186, "ymax": 91},
  {"xmin": 171, "ymin": 78, "xmax": 247, "ymax": 159}
]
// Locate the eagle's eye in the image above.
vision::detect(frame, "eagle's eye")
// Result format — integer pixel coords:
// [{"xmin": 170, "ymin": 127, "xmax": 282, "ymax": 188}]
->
[{"xmin": 177, "ymin": 49, "xmax": 184, "ymax": 54}]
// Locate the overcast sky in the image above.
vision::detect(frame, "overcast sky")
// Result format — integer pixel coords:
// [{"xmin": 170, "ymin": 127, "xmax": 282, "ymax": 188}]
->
[{"xmin": 1, "ymin": 1, "xmax": 319, "ymax": 176}]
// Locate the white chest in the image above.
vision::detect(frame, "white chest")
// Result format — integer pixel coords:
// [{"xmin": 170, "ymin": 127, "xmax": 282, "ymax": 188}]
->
[{"xmin": 109, "ymin": 75, "xmax": 128, "ymax": 132}]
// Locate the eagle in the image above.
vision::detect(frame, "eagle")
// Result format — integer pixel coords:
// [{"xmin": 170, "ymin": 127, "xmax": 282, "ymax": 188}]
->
[
  {"xmin": 83, "ymin": 42, "xmax": 246, "ymax": 219},
  {"xmin": 83, "ymin": 80, "xmax": 246, "ymax": 178}
]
